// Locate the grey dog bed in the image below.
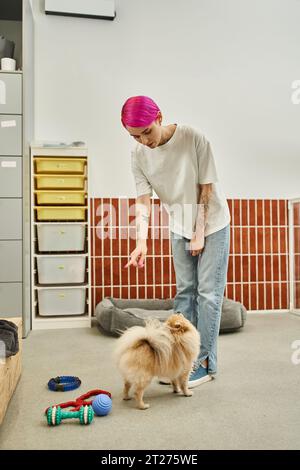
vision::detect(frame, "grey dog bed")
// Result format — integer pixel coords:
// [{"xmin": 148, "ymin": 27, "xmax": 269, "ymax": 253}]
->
[{"xmin": 95, "ymin": 297, "xmax": 247, "ymax": 337}]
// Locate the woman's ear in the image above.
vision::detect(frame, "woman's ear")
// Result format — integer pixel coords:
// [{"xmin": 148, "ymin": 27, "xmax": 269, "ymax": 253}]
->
[{"xmin": 156, "ymin": 111, "xmax": 162, "ymax": 125}]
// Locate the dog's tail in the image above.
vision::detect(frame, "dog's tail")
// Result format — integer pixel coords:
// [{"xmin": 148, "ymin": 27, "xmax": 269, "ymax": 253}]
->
[{"xmin": 114, "ymin": 318, "xmax": 173, "ymax": 370}]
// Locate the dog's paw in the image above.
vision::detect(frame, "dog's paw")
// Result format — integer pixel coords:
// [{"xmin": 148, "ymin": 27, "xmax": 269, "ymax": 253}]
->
[
  {"xmin": 123, "ymin": 396, "xmax": 132, "ymax": 401},
  {"xmin": 184, "ymin": 390, "xmax": 193, "ymax": 397},
  {"xmin": 138, "ymin": 403, "xmax": 150, "ymax": 410}
]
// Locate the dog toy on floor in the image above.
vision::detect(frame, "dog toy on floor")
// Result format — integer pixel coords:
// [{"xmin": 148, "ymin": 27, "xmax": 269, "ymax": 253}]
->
[
  {"xmin": 45, "ymin": 389, "xmax": 112, "ymax": 423},
  {"xmin": 92, "ymin": 393, "xmax": 112, "ymax": 416},
  {"xmin": 47, "ymin": 376, "xmax": 81, "ymax": 392},
  {"xmin": 47, "ymin": 405, "xmax": 94, "ymax": 426}
]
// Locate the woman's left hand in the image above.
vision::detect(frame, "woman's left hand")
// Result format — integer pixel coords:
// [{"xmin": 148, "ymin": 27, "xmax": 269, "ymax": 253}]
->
[{"xmin": 189, "ymin": 237, "xmax": 205, "ymax": 256}]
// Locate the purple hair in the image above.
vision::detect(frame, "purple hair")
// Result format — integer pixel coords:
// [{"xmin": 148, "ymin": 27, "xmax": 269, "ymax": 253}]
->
[{"xmin": 121, "ymin": 96, "xmax": 160, "ymax": 128}]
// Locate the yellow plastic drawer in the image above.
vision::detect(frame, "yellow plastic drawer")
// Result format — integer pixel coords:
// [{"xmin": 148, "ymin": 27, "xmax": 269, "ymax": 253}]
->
[
  {"xmin": 34, "ymin": 158, "xmax": 86, "ymax": 174},
  {"xmin": 35, "ymin": 174, "xmax": 86, "ymax": 190},
  {"xmin": 35, "ymin": 206, "xmax": 88, "ymax": 221},
  {"xmin": 35, "ymin": 191, "xmax": 86, "ymax": 205}
]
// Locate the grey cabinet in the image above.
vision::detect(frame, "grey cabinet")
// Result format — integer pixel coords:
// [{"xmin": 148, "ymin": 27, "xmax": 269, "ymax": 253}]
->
[
  {"xmin": 0, "ymin": 1, "xmax": 34, "ymax": 337},
  {"xmin": 0, "ymin": 74, "xmax": 23, "ymax": 318}
]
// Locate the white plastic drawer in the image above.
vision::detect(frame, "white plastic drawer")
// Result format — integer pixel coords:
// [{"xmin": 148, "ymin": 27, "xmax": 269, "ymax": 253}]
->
[
  {"xmin": 37, "ymin": 287, "xmax": 87, "ymax": 316},
  {"xmin": 37, "ymin": 255, "xmax": 87, "ymax": 284},
  {"xmin": 37, "ymin": 224, "xmax": 86, "ymax": 252}
]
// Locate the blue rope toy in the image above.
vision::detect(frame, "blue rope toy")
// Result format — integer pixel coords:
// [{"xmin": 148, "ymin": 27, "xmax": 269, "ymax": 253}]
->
[{"xmin": 48, "ymin": 376, "xmax": 81, "ymax": 392}]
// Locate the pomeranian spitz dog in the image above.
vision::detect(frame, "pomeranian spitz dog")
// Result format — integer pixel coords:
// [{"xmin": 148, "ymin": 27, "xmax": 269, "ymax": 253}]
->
[{"xmin": 114, "ymin": 313, "xmax": 200, "ymax": 410}]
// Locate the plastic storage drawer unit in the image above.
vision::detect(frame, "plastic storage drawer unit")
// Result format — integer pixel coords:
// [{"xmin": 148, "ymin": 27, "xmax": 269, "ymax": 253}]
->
[
  {"xmin": 35, "ymin": 174, "xmax": 86, "ymax": 190},
  {"xmin": 35, "ymin": 191, "xmax": 86, "ymax": 205},
  {"xmin": 35, "ymin": 206, "xmax": 87, "ymax": 221},
  {"xmin": 37, "ymin": 287, "xmax": 87, "ymax": 316},
  {"xmin": 34, "ymin": 158, "xmax": 86, "ymax": 174},
  {"xmin": 37, "ymin": 223, "xmax": 86, "ymax": 252},
  {"xmin": 37, "ymin": 254, "xmax": 87, "ymax": 284}
]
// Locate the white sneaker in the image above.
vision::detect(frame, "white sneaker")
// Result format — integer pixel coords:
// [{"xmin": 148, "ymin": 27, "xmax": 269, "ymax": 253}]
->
[
  {"xmin": 158, "ymin": 376, "xmax": 171, "ymax": 385},
  {"xmin": 188, "ymin": 365, "xmax": 212, "ymax": 389}
]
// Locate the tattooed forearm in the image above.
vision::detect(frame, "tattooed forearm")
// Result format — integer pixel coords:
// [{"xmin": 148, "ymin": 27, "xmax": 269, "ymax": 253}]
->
[
  {"xmin": 135, "ymin": 200, "xmax": 151, "ymax": 242},
  {"xmin": 194, "ymin": 184, "xmax": 212, "ymax": 241},
  {"xmin": 199, "ymin": 188, "xmax": 211, "ymax": 226}
]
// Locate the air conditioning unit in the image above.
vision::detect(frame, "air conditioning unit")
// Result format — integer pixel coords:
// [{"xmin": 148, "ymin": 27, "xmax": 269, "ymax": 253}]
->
[{"xmin": 45, "ymin": 0, "xmax": 116, "ymax": 21}]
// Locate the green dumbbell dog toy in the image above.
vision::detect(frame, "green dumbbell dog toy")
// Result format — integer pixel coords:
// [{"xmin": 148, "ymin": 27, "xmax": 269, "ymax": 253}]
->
[{"xmin": 47, "ymin": 405, "xmax": 94, "ymax": 426}]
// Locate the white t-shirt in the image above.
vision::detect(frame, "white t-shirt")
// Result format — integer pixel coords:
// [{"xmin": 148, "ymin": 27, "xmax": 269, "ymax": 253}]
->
[{"xmin": 131, "ymin": 124, "xmax": 230, "ymax": 239}]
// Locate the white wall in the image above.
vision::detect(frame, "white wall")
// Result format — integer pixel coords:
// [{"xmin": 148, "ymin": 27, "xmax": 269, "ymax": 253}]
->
[{"xmin": 31, "ymin": 0, "xmax": 300, "ymax": 198}]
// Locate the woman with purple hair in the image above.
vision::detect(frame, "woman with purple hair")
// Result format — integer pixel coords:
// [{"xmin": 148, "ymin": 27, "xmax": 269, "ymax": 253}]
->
[{"xmin": 121, "ymin": 95, "xmax": 230, "ymax": 388}]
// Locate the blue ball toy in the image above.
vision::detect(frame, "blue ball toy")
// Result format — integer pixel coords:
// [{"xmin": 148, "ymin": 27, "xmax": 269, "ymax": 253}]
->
[{"xmin": 92, "ymin": 394, "xmax": 112, "ymax": 416}]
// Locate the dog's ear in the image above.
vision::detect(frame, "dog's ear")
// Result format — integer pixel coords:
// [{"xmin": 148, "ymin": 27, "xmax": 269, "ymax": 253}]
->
[
  {"xmin": 169, "ymin": 320, "xmax": 185, "ymax": 332},
  {"xmin": 166, "ymin": 313, "xmax": 187, "ymax": 332}
]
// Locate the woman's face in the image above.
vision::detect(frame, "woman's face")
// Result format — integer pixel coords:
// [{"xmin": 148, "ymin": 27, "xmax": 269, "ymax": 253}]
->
[{"xmin": 125, "ymin": 114, "xmax": 163, "ymax": 149}]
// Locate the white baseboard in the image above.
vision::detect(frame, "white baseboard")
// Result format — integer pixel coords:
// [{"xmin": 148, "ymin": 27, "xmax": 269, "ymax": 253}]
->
[{"xmin": 247, "ymin": 309, "xmax": 290, "ymax": 314}]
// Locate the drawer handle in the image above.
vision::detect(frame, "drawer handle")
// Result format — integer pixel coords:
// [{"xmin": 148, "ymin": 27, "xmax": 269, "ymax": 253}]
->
[
  {"xmin": 59, "ymin": 230, "xmax": 66, "ymax": 235},
  {"xmin": 58, "ymin": 179, "xmax": 65, "ymax": 183},
  {"xmin": 58, "ymin": 265, "xmax": 65, "ymax": 270},
  {"xmin": 58, "ymin": 294, "xmax": 65, "ymax": 298},
  {"xmin": 58, "ymin": 196, "xmax": 66, "ymax": 200}
]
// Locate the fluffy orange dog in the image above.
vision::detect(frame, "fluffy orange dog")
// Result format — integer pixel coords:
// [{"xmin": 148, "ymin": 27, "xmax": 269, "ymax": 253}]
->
[{"xmin": 115, "ymin": 314, "xmax": 200, "ymax": 410}]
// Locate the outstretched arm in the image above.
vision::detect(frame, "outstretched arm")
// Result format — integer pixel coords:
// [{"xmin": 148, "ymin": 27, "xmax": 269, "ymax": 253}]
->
[
  {"xmin": 124, "ymin": 194, "xmax": 151, "ymax": 268},
  {"xmin": 190, "ymin": 183, "xmax": 213, "ymax": 256}
]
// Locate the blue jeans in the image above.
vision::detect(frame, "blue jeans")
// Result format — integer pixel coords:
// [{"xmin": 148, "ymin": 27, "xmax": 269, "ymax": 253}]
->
[{"xmin": 171, "ymin": 224, "xmax": 230, "ymax": 375}]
